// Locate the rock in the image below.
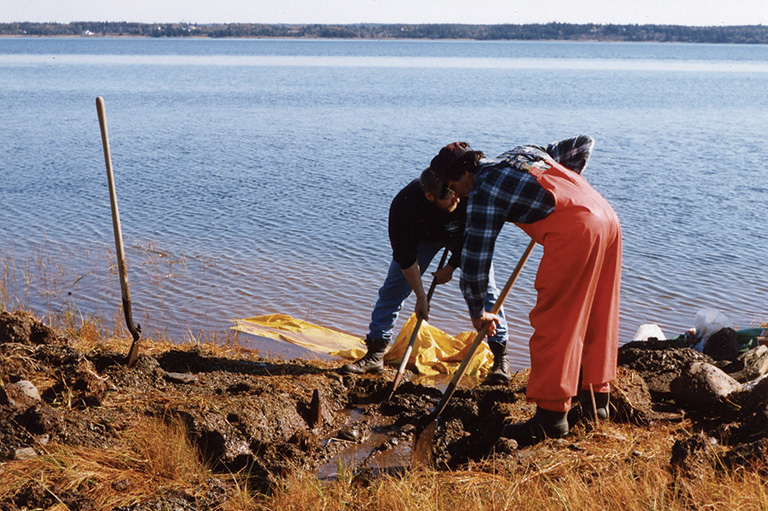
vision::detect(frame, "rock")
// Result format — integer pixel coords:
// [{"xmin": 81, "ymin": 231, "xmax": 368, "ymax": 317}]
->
[
  {"xmin": 12, "ymin": 380, "xmax": 42, "ymax": 402},
  {"xmin": 494, "ymin": 437, "xmax": 519, "ymax": 453},
  {"xmin": 337, "ymin": 425, "xmax": 362, "ymax": 442},
  {"xmin": 726, "ymin": 346, "xmax": 768, "ymax": 383},
  {"xmin": 670, "ymin": 362, "xmax": 742, "ymax": 415},
  {"xmin": 732, "ymin": 373, "xmax": 768, "ymax": 411},
  {"xmin": 703, "ymin": 327, "xmax": 740, "ymax": 361},
  {"xmin": 164, "ymin": 371, "xmax": 199, "ymax": 384},
  {"xmin": 4, "ymin": 380, "xmax": 43, "ymax": 409},
  {"xmin": 14, "ymin": 447, "xmax": 38, "ymax": 459}
]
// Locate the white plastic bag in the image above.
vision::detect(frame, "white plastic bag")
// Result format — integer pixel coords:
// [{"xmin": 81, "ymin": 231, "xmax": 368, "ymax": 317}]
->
[
  {"xmin": 689, "ymin": 308, "xmax": 732, "ymax": 352},
  {"xmin": 693, "ymin": 308, "xmax": 731, "ymax": 338}
]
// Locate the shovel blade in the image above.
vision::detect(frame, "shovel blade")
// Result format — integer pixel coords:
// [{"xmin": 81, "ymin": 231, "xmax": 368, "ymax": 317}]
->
[
  {"xmin": 387, "ymin": 374, "xmax": 403, "ymax": 403},
  {"xmin": 126, "ymin": 337, "xmax": 141, "ymax": 368},
  {"xmin": 411, "ymin": 417, "xmax": 437, "ymax": 468},
  {"xmin": 126, "ymin": 327, "xmax": 142, "ymax": 368}
]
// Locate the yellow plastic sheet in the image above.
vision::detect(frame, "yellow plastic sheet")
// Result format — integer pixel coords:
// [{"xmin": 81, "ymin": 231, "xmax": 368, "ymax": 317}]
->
[
  {"xmin": 233, "ymin": 314, "xmax": 366, "ymax": 359},
  {"xmin": 385, "ymin": 314, "xmax": 492, "ymax": 377},
  {"xmin": 233, "ymin": 313, "xmax": 493, "ymax": 377}
]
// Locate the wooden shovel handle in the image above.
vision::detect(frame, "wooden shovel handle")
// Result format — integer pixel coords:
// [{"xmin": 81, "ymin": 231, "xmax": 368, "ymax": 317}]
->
[
  {"xmin": 96, "ymin": 97, "xmax": 142, "ymax": 366},
  {"xmin": 389, "ymin": 247, "xmax": 450, "ymax": 401},
  {"xmin": 431, "ymin": 239, "xmax": 536, "ymax": 420}
]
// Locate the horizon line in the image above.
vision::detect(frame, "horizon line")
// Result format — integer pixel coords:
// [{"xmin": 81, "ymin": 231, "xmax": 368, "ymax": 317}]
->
[{"xmin": 3, "ymin": 21, "xmax": 768, "ymax": 28}]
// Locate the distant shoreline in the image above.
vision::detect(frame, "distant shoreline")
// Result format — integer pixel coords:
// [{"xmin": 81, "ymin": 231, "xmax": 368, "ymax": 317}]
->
[
  {"xmin": 0, "ymin": 35, "xmax": 737, "ymax": 46},
  {"xmin": 2, "ymin": 21, "xmax": 767, "ymax": 44}
]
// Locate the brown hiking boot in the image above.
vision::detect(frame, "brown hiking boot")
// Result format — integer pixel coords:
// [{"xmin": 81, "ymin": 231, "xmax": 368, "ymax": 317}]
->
[
  {"xmin": 482, "ymin": 341, "xmax": 511, "ymax": 386},
  {"xmin": 339, "ymin": 336, "xmax": 388, "ymax": 374}
]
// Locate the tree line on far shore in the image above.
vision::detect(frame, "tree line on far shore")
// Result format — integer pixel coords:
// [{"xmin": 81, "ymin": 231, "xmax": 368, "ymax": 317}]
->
[{"xmin": 1, "ymin": 21, "xmax": 767, "ymax": 44}]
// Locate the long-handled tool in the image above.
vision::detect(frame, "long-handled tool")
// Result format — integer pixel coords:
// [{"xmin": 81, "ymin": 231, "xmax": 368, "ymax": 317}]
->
[
  {"xmin": 411, "ymin": 239, "xmax": 536, "ymax": 467},
  {"xmin": 388, "ymin": 247, "xmax": 450, "ymax": 402},
  {"xmin": 96, "ymin": 96, "xmax": 142, "ymax": 367}
]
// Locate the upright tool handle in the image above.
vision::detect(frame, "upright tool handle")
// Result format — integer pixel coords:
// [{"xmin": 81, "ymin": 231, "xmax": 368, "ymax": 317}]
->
[
  {"xmin": 97, "ymin": 97, "xmax": 130, "ymax": 305},
  {"xmin": 96, "ymin": 97, "xmax": 141, "ymax": 366},
  {"xmin": 389, "ymin": 247, "xmax": 450, "ymax": 401},
  {"xmin": 431, "ymin": 239, "xmax": 536, "ymax": 419},
  {"xmin": 424, "ymin": 248, "xmax": 450, "ymax": 304},
  {"xmin": 411, "ymin": 239, "xmax": 537, "ymax": 467}
]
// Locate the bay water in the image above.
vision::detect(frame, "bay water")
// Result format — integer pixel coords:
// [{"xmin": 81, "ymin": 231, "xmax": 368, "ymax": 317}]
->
[{"xmin": 1, "ymin": 37, "xmax": 767, "ymax": 370}]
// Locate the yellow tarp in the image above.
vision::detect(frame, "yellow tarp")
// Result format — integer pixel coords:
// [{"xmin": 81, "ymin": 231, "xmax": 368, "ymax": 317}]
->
[{"xmin": 233, "ymin": 313, "xmax": 492, "ymax": 377}]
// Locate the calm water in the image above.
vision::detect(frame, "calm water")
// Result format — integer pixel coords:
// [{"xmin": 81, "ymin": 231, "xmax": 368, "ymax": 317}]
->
[{"xmin": 1, "ymin": 37, "xmax": 767, "ymax": 370}]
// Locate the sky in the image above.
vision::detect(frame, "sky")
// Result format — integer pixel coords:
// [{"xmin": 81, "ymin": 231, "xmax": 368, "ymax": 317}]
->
[{"xmin": 1, "ymin": 0, "xmax": 767, "ymax": 26}]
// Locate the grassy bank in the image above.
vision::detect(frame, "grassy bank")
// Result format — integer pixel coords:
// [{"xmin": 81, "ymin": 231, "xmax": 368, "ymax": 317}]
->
[{"xmin": 0, "ymin": 296, "xmax": 766, "ymax": 509}]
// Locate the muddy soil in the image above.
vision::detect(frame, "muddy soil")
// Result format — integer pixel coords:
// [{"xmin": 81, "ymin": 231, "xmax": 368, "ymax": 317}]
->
[{"xmin": 1, "ymin": 309, "xmax": 767, "ymax": 510}]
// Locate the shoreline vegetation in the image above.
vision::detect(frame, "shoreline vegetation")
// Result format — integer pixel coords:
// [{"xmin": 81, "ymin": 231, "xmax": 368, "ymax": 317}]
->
[
  {"xmin": 1, "ymin": 260, "xmax": 767, "ymax": 510},
  {"xmin": 1, "ymin": 305, "xmax": 767, "ymax": 510},
  {"xmin": 1, "ymin": 21, "xmax": 768, "ymax": 43}
]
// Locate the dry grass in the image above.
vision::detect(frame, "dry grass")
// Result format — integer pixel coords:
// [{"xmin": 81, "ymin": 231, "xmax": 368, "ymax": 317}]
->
[
  {"xmin": 0, "ymin": 258, "xmax": 8, "ymax": 309},
  {"xmin": 3, "ymin": 421, "xmax": 766, "ymax": 511},
  {"xmin": 264, "ymin": 421, "xmax": 768, "ymax": 511},
  {"xmin": 267, "ymin": 467, "xmax": 767, "ymax": 511},
  {"xmin": 0, "ymin": 415, "xmax": 210, "ymax": 510}
]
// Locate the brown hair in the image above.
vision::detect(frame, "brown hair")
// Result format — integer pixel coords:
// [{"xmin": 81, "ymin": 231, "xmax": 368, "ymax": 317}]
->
[
  {"xmin": 430, "ymin": 141, "xmax": 485, "ymax": 182},
  {"xmin": 443, "ymin": 150, "xmax": 484, "ymax": 181},
  {"xmin": 419, "ymin": 167, "xmax": 442, "ymax": 197}
]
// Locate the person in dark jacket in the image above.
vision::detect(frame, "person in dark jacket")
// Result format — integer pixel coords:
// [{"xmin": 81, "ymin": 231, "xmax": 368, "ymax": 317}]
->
[{"xmin": 340, "ymin": 166, "xmax": 511, "ymax": 385}]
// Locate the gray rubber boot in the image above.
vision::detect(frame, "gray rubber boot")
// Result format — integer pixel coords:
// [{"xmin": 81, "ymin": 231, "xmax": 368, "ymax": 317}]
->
[
  {"xmin": 502, "ymin": 407, "xmax": 569, "ymax": 446},
  {"xmin": 482, "ymin": 342, "xmax": 511, "ymax": 386},
  {"xmin": 339, "ymin": 336, "xmax": 388, "ymax": 375}
]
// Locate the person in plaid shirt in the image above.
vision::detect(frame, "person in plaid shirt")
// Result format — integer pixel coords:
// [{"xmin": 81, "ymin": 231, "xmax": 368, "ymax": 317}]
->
[{"xmin": 430, "ymin": 136, "xmax": 622, "ymax": 446}]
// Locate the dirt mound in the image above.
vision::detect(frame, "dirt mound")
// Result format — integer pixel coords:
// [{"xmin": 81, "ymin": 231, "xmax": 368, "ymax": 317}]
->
[
  {"xmin": 0, "ymin": 310, "xmax": 61, "ymax": 348},
  {"xmin": 1, "ymin": 310, "xmax": 766, "ymax": 509}
]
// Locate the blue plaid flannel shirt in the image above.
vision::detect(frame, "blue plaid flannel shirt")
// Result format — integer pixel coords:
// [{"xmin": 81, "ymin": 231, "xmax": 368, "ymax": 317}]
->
[{"xmin": 460, "ymin": 135, "xmax": 595, "ymax": 318}]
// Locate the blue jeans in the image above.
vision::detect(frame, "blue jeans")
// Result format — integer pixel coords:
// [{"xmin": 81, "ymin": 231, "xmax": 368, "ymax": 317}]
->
[{"xmin": 368, "ymin": 241, "xmax": 508, "ymax": 346}]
